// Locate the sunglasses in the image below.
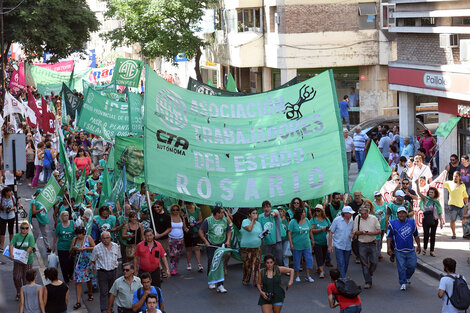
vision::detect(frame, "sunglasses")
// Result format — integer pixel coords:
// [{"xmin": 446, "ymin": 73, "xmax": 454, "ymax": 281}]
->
[
  {"xmin": 293, "ymin": 202, "xmax": 300, "ymax": 204},
  {"xmin": 314, "ymin": 209, "xmax": 322, "ymax": 212},
  {"xmin": 403, "ymin": 183, "xmax": 409, "ymax": 185},
  {"xmin": 123, "ymin": 268, "xmax": 132, "ymax": 272},
  {"xmin": 21, "ymin": 227, "xmax": 29, "ymax": 230}
]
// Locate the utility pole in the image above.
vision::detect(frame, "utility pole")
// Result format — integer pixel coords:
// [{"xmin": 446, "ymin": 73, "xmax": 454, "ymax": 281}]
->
[{"xmin": 1, "ymin": 0, "xmax": 4, "ymax": 108}]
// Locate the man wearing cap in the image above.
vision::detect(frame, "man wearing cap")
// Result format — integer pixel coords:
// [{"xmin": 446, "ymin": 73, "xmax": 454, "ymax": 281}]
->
[
  {"xmin": 387, "ymin": 207, "xmax": 421, "ymax": 290},
  {"xmin": 392, "ymin": 178, "xmax": 418, "ymax": 204},
  {"xmin": 353, "ymin": 205, "xmax": 380, "ymax": 289},
  {"xmin": 328, "ymin": 206, "xmax": 355, "ymax": 278},
  {"xmin": 258, "ymin": 200, "xmax": 284, "ymax": 265}
]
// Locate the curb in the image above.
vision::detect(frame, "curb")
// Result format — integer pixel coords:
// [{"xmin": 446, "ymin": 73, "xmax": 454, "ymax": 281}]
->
[{"xmin": 416, "ymin": 258, "xmax": 445, "ymax": 280}]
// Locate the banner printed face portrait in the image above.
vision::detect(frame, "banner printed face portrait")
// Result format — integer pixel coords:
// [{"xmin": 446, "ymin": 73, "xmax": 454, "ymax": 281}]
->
[{"xmin": 144, "ymin": 66, "xmax": 348, "ymax": 207}]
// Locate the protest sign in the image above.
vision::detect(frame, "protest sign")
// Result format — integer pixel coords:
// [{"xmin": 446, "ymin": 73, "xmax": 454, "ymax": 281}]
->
[
  {"xmin": 144, "ymin": 66, "xmax": 347, "ymax": 207},
  {"xmin": 35, "ymin": 176, "xmax": 62, "ymax": 211},
  {"xmin": 92, "ymin": 66, "xmax": 114, "ymax": 83},
  {"xmin": 112, "ymin": 58, "xmax": 144, "ymax": 87},
  {"xmin": 25, "ymin": 63, "xmax": 91, "ymax": 93},
  {"xmin": 114, "ymin": 137, "xmax": 144, "ymax": 186}
]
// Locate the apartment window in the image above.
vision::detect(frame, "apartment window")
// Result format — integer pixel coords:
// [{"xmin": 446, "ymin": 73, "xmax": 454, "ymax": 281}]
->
[
  {"xmin": 421, "ymin": 17, "xmax": 436, "ymax": 26},
  {"xmin": 403, "ymin": 18, "xmax": 416, "ymax": 26},
  {"xmin": 237, "ymin": 8, "xmax": 262, "ymax": 32},
  {"xmin": 358, "ymin": 3, "xmax": 377, "ymax": 30},
  {"xmin": 452, "ymin": 17, "xmax": 470, "ymax": 25}
]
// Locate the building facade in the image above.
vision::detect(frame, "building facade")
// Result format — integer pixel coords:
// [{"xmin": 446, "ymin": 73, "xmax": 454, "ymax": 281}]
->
[
  {"xmin": 206, "ymin": 0, "xmax": 397, "ymax": 122},
  {"xmin": 385, "ymin": 0, "xmax": 470, "ymax": 170}
]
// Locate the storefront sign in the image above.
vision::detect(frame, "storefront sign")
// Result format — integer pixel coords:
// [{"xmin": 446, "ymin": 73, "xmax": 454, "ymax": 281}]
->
[{"xmin": 438, "ymin": 97, "xmax": 470, "ymax": 116}]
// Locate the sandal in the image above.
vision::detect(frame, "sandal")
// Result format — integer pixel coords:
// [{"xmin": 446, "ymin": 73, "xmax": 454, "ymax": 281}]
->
[
  {"xmin": 73, "ymin": 303, "xmax": 81, "ymax": 310},
  {"xmin": 15, "ymin": 294, "xmax": 20, "ymax": 301},
  {"xmin": 430, "ymin": 251, "xmax": 436, "ymax": 257},
  {"xmin": 88, "ymin": 294, "xmax": 94, "ymax": 301},
  {"xmin": 422, "ymin": 250, "xmax": 426, "ymax": 255}
]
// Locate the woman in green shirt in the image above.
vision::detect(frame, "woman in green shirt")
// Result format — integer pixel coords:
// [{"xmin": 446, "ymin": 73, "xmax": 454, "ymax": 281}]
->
[
  {"xmin": 278, "ymin": 208, "xmax": 291, "ymax": 268},
  {"xmin": 29, "ymin": 188, "xmax": 51, "ymax": 252},
  {"xmin": 288, "ymin": 208, "xmax": 314, "ymax": 283},
  {"xmin": 373, "ymin": 193, "xmax": 388, "ymax": 260},
  {"xmin": 53, "ymin": 211, "xmax": 75, "ymax": 284},
  {"xmin": 310, "ymin": 204, "xmax": 331, "ymax": 279},
  {"xmin": 240, "ymin": 208, "xmax": 263, "ymax": 286},
  {"xmin": 183, "ymin": 201, "xmax": 204, "ymax": 272},
  {"xmin": 10, "ymin": 221, "xmax": 35, "ymax": 300}
]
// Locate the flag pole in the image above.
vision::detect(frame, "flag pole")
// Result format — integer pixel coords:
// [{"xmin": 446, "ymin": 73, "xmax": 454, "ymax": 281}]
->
[{"xmin": 146, "ymin": 190, "xmax": 157, "ymax": 236}]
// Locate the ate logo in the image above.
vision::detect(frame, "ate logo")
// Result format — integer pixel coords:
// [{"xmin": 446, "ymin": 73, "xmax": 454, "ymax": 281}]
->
[
  {"xmin": 156, "ymin": 129, "xmax": 189, "ymax": 150},
  {"xmin": 154, "ymin": 89, "xmax": 187, "ymax": 131},
  {"xmin": 118, "ymin": 60, "xmax": 139, "ymax": 80}
]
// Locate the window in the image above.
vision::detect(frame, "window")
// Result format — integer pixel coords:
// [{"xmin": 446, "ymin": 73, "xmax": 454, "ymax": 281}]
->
[
  {"xmin": 358, "ymin": 3, "xmax": 377, "ymax": 30},
  {"xmin": 421, "ymin": 17, "xmax": 436, "ymax": 26},
  {"xmin": 380, "ymin": 3, "xmax": 396, "ymax": 29},
  {"xmin": 237, "ymin": 8, "xmax": 262, "ymax": 32},
  {"xmin": 403, "ymin": 18, "xmax": 416, "ymax": 26},
  {"xmin": 452, "ymin": 17, "xmax": 470, "ymax": 26}
]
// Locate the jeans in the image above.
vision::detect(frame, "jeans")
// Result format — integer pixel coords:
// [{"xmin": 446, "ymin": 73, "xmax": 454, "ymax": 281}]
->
[
  {"xmin": 355, "ymin": 150, "xmax": 365, "ymax": 172},
  {"xmin": 341, "ymin": 305, "xmax": 362, "ymax": 313},
  {"xmin": 395, "ymin": 250, "xmax": 417, "ymax": 285},
  {"xmin": 377, "ymin": 230, "xmax": 385, "ymax": 256},
  {"xmin": 358, "ymin": 242, "xmax": 377, "ymax": 284},
  {"xmin": 264, "ymin": 242, "xmax": 283, "ymax": 265},
  {"xmin": 57, "ymin": 250, "xmax": 73, "ymax": 284},
  {"xmin": 335, "ymin": 247, "xmax": 351, "ymax": 278},
  {"xmin": 341, "ymin": 116, "xmax": 350, "ymax": 131},
  {"xmin": 282, "ymin": 240, "xmax": 291, "ymax": 267},
  {"xmin": 43, "ymin": 164, "xmax": 52, "ymax": 183},
  {"xmin": 292, "ymin": 248, "xmax": 313, "ymax": 271},
  {"xmin": 346, "ymin": 152, "xmax": 352, "ymax": 171},
  {"xmin": 31, "ymin": 218, "xmax": 50, "ymax": 249},
  {"xmin": 97, "ymin": 269, "xmax": 117, "ymax": 312}
]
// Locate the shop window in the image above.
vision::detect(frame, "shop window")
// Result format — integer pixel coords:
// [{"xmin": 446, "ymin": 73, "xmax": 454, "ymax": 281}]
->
[
  {"xmin": 452, "ymin": 17, "xmax": 470, "ymax": 26},
  {"xmin": 421, "ymin": 17, "xmax": 436, "ymax": 26},
  {"xmin": 237, "ymin": 8, "xmax": 262, "ymax": 33},
  {"xmin": 358, "ymin": 3, "xmax": 377, "ymax": 30}
]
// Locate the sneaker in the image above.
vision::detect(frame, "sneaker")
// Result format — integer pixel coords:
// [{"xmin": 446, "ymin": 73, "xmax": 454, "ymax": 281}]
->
[
  {"xmin": 198, "ymin": 264, "xmax": 204, "ymax": 272},
  {"xmin": 452, "ymin": 235, "xmax": 457, "ymax": 239},
  {"xmin": 406, "ymin": 279, "xmax": 411, "ymax": 285},
  {"xmin": 217, "ymin": 285, "xmax": 227, "ymax": 293},
  {"xmin": 325, "ymin": 262, "xmax": 333, "ymax": 267},
  {"xmin": 364, "ymin": 283, "xmax": 372, "ymax": 289},
  {"xmin": 306, "ymin": 276, "xmax": 314, "ymax": 283},
  {"xmin": 319, "ymin": 272, "xmax": 325, "ymax": 279},
  {"xmin": 209, "ymin": 284, "xmax": 217, "ymax": 289},
  {"xmin": 400, "ymin": 284, "xmax": 407, "ymax": 291},
  {"xmin": 295, "ymin": 277, "xmax": 301, "ymax": 282},
  {"xmin": 187, "ymin": 264, "xmax": 192, "ymax": 271},
  {"xmin": 390, "ymin": 254, "xmax": 395, "ymax": 263},
  {"xmin": 170, "ymin": 269, "xmax": 177, "ymax": 276},
  {"xmin": 46, "ymin": 248, "xmax": 52, "ymax": 254}
]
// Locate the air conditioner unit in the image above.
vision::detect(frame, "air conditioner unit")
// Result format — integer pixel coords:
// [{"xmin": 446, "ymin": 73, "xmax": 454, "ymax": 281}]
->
[
  {"xmin": 460, "ymin": 39, "xmax": 470, "ymax": 62},
  {"xmin": 440, "ymin": 34, "xmax": 459, "ymax": 48}
]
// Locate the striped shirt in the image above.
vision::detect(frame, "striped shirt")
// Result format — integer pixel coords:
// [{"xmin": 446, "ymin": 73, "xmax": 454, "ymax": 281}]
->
[
  {"xmin": 353, "ymin": 132, "xmax": 369, "ymax": 151},
  {"xmin": 90, "ymin": 242, "xmax": 121, "ymax": 271}
]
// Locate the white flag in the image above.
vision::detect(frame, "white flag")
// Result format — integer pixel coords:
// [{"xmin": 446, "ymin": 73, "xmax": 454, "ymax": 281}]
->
[{"xmin": 3, "ymin": 92, "xmax": 25, "ymax": 117}]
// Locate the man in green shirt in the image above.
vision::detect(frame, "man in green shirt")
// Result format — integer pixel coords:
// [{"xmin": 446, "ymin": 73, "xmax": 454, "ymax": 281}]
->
[
  {"xmin": 257, "ymin": 200, "xmax": 285, "ymax": 264},
  {"xmin": 199, "ymin": 205, "xmax": 231, "ymax": 293}
]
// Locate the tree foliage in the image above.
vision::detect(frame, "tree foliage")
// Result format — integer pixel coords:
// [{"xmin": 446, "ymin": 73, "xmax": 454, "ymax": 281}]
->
[
  {"xmin": 103, "ymin": 0, "xmax": 216, "ymax": 81},
  {"xmin": 4, "ymin": 0, "xmax": 100, "ymax": 62}
]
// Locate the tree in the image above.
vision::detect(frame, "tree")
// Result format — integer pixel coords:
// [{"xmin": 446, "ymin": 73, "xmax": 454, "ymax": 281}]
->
[{"xmin": 103, "ymin": 0, "xmax": 216, "ymax": 82}]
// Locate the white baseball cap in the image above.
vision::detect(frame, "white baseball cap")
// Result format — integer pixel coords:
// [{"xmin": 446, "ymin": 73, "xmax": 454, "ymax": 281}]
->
[
  {"xmin": 342, "ymin": 206, "xmax": 355, "ymax": 214},
  {"xmin": 373, "ymin": 191, "xmax": 381, "ymax": 197},
  {"xmin": 395, "ymin": 190, "xmax": 406, "ymax": 197},
  {"xmin": 397, "ymin": 207, "xmax": 407, "ymax": 213}
]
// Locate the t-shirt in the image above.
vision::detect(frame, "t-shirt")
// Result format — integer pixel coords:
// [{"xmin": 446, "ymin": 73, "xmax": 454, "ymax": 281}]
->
[
  {"xmin": 389, "ymin": 153, "xmax": 399, "ymax": 167},
  {"xmin": 401, "ymin": 144, "xmax": 414, "ymax": 159},
  {"xmin": 373, "ymin": 202, "xmax": 388, "ymax": 231},
  {"xmin": 151, "ymin": 212, "xmax": 172, "ymax": 240},
  {"xmin": 344, "ymin": 136, "xmax": 354, "ymax": 153},
  {"xmin": 30, "ymin": 199, "xmax": 49, "ymax": 225},
  {"xmin": 94, "ymin": 215, "xmax": 116, "ymax": 233},
  {"xmin": 10, "ymin": 233, "xmax": 35, "ymax": 264},
  {"xmin": 459, "ymin": 164, "xmax": 470, "ymax": 188},
  {"xmin": 387, "ymin": 218, "xmax": 418, "ymax": 252},
  {"xmin": 353, "ymin": 132, "xmax": 369, "ymax": 151},
  {"xmin": 258, "ymin": 210, "xmax": 285, "ymax": 245},
  {"xmin": 132, "ymin": 286, "xmax": 164, "ymax": 311},
  {"xmin": 439, "ymin": 274, "xmax": 467, "ymax": 313},
  {"xmin": 349, "ymin": 92, "xmax": 359, "ymax": 107},
  {"xmin": 45, "ymin": 283, "xmax": 69, "ymax": 313},
  {"xmin": 444, "ymin": 181, "xmax": 468, "ymax": 208},
  {"xmin": 55, "ymin": 222, "xmax": 75, "ymax": 251},
  {"xmin": 326, "ymin": 202, "xmax": 343, "ymax": 221},
  {"xmin": 288, "ymin": 219, "xmax": 312, "ymax": 251},
  {"xmin": 339, "ymin": 100, "xmax": 350, "ymax": 117},
  {"xmin": 378, "ymin": 136, "xmax": 391, "ymax": 158},
  {"xmin": 240, "ymin": 219, "xmax": 262, "ymax": 248},
  {"xmin": 74, "ymin": 157, "xmax": 92, "ymax": 175},
  {"xmin": 327, "ymin": 282, "xmax": 361, "ymax": 311},
  {"xmin": 135, "ymin": 240, "xmax": 166, "ymax": 272},
  {"xmin": 310, "ymin": 217, "xmax": 331, "ymax": 245}
]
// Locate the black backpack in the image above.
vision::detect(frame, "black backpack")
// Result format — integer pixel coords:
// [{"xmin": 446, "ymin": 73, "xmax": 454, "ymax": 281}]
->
[
  {"xmin": 445, "ymin": 275, "xmax": 470, "ymax": 311},
  {"xmin": 335, "ymin": 278, "xmax": 362, "ymax": 299}
]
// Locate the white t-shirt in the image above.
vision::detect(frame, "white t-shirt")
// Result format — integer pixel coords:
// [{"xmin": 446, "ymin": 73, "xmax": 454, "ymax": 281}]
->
[
  {"xmin": 344, "ymin": 136, "xmax": 354, "ymax": 153},
  {"xmin": 439, "ymin": 274, "xmax": 467, "ymax": 313}
]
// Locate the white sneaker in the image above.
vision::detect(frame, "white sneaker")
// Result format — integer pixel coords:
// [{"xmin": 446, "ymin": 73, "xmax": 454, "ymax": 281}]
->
[
  {"xmin": 187, "ymin": 264, "xmax": 192, "ymax": 271},
  {"xmin": 217, "ymin": 285, "xmax": 227, "ymax": 293},
  {"xmin": 305, "ymin": 276, "xmax": 315, "ymax": 283},
  {"xmin": 295, "ymin": 277, "xmax": 301, "ymax": 282},
  {"xmin": 400, "ymin": 284, "xmax": 407, "ymax": 291},
  {"xmin": 208, "ymin": 284, "xmax": 216, "ymax": 289}
]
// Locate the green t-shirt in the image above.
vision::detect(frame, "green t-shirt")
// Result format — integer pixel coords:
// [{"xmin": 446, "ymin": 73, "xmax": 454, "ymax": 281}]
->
[
  {"xmin": 257, "ymin": 210, "xmax": 285, "ymax": 245},
  {"xmin": 328, "ymin": 201, "xmax": 344, "ymax": 220},
  {"xmin": 240, "ymin": 219, "xmax": 262, "ymax": 248},
  {"xmin": 207, "ymin": 216, "xmax": 228, "ymax": 245},
  {"xmin": 373, "ymin": 202, "xmax": 388, "ymax": 231},
  {"xmin": 287, "ymin": 207, "xmax": 309, "ymax": 220},
  {"xmin": 94, "ymin": 215, "xmax": 116, "ymax": 232},
  {"xmin": 184, "ymin": 206, "xmax": 201, "ymax": 233},
  {"xmin": 30, "ymin": 199, "xmax": 49, "ymax": 225},
  {"xmin": 55, "ymin": 222, "xmax": 75, "ymax": 251},
  {"xmin": 387, "ymin": 201, "xmax": 409, "ymax": 221},
  {"xmin": 87, "ymin": 177, "xmax": 101, "ymax": 191},
  {"xmin": 288, "ymin": 219, "xmax": 312, "ymax": 251},
  {"xmin": 10, "ymin": 233, "xmax": 35, "ymax": 265},
  {"xmin": 118, "ymin": 216, "xmax": 129, "ymax": 245},
  {"xmin": 310, "ymin": 217, "xmax": 331, "ymax": 246},
  {"xmin": 281, "ymin": 218, "xmax": 288, "ymax": 241},
  {"xmin": 99, "ymin": 159, "xmax": 106, "ymax": 169}
]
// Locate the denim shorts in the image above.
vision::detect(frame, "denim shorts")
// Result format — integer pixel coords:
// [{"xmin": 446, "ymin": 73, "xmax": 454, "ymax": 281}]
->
[
  {"xmin": 272, "ymin": 302, "xmax": 283, "ymax": 306},
  {"xmin": 449, "ymin": 205, "xmax": 463, "ymax": 222}
]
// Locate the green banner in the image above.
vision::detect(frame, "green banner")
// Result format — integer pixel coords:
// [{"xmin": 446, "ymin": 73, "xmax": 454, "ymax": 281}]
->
[
  {"xmin": 114, "ymin": 137, "xmax": 144, "ymax": 186},
  {"xmin": 82, "ymin": 80, "xmax": 117, "ymax": 96},
  {"xmin": 208, "ymin": 247, "xmax": 236, "ymax": 285},
  {"xmin": 25, "ymin": 63, "xmax": 91, "ymax": 93},
  {"xmin": 127, "ymin": 91, "xmax": 144, "ymax": 136},
  {"xmin": 112, "ymin": 58, "xmax": 144, "ymax": 88},
  {"xmin": 78, "ymin": 88, "xmax": 139, "ymax": 138},
  {"xmin": 59, "ymin": 131, "xmax": 75, "ymax": 190},
  {"xmin": 99, "ymin": 168, "xmax": 112, "ymax": 208},
  {"xmin": 108, "ymin": 166, "xmax": 126, "ymax": 207},
  {"xmin": 62, "ymin": 83, "xmax": 83, "ymax": 118},
  {"xmin": 37, "ymin": 83, "xmax": 63, "ymax": 96},
  {"xmin": 35, "ymin": 177, "xmax": 62, "ymax": 211},
  {"xmin": 350, "ymin": 141, "xmax": 392, "ymax": 200},
  {"xmin": 144, "ymin": 66, "xmax": 347, "ymax": 207},
  {"xmin": 72, "ymin": 168, "xmax": 87, "ymax": 203}
]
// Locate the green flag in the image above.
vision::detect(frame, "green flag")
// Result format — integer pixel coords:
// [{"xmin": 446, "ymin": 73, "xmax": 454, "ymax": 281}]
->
[
  {"xmin": 68, "ymin": 66, "xmax": 75, "ymax": 91},
  {"xmin": 35, "ymin": 177, "xmax": 62, "ymax": 211},
  {"xmin": 435, "ymin": 116, "xmax": 461, "ymax": 138},
  {"xmin": 108, "ymin": 167, "xmax": 126, "ymax": 206},
  {"xmin": 226, "ymin": 72, "xmax": 238, "ymax": 92},
  {"xmin": 208, "ymin": 247, "xmax": 236, "ymax": 285},
  {"xmin": 82, "ymin": 80, "xmax": 116, "ymax": 96},
  {"xmin": 144, "ymin": 66, "xmax": 348, "ymax": 207},
  {"xmin": 25, "ymin": 63, "xmax": 91, "ymax": 93},
  {"xmin": 112, "ymin": 58, "xmax": 144, "ymax": 87},
  {"xmin": 62, "ymin": 83, "xmax": 83, "ymax": 118},
  {"xmin": 127, "ymin": 91, "xmax": 144, "ymax": 136},
  {"xmin": 351, "ymin": 141, "xmax": 392, "ymax": 200},
  {"xmin": 59, "ymin": 131, "xmax": 75, "ymax": 189},
  {"xmin": 99, "ymin": 168, "xmax": 112, "ymax": 208},
  {"xmin": 207, "ymin": 79, "xmax": 215, "ymax": 87},
  {"xmin": 72, "ymin": 167, "xmax": 87, "ymax": 203},
  {"xmin": 229, "ymin": 226, "xmax": 242, "ymax": 262}
]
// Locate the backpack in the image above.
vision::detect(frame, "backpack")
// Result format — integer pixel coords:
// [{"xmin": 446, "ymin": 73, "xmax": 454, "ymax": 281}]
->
[
  {"xmin": 445, "ymin": 275, "xmax": 470, "ymax": 311},
  {"xmin": 335, "ymin": 278, "xmax": 362, "ymax": 299},
  {"xmin": 137, "ymin": 287, "xmax": 163, "ymax": 310}
]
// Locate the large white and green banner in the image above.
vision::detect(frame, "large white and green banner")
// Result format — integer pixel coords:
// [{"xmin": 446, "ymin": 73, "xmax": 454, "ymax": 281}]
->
[
  {"xmin": 112, "ymin": 58, "xmax": 144, "ymax": 87},
  {"xmin": 144, "ymin": 66, "xmax": 347, "ymax": 207}
]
